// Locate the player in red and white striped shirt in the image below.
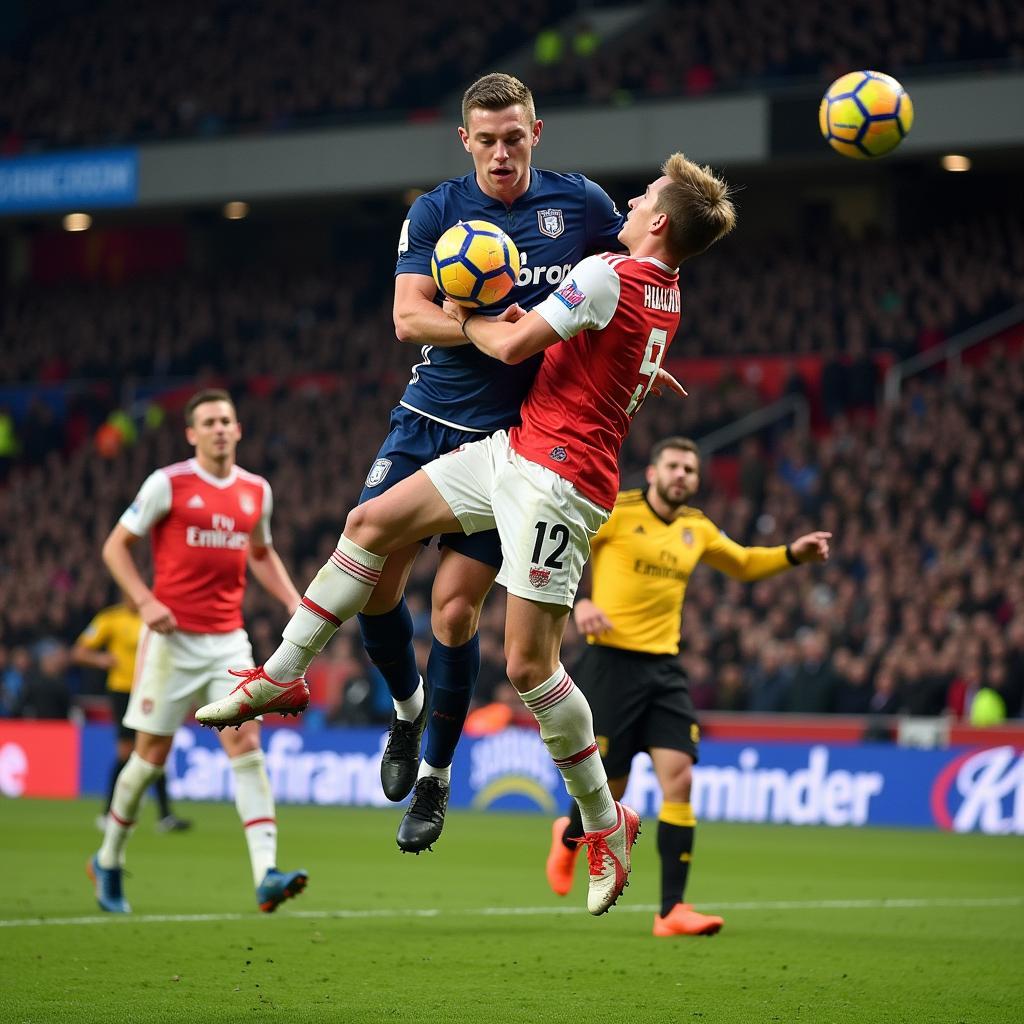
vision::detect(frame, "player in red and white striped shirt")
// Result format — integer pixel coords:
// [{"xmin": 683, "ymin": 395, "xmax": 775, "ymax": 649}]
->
[
  {"xmin": 199, "ymin": 153, "xmax": 737, "ymax": 916},
  {"xmin": 88, "ymin": 389, "xmax": 307, "ymax": 915}
]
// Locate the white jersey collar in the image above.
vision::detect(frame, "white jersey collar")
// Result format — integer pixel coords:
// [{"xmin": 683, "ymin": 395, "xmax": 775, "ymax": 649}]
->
[{"xmin": 189, "ymin": 458, "xmax": 238, "ymax": 489}]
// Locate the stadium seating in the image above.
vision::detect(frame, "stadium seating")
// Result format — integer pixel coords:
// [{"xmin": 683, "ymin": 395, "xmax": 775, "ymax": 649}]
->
[
  {"xmin": 2, "ymin": 0, "xmax": 1022, "ymax": 150},
  {"xmin": 2, "ymin": 313, "xmax": 1021, "ymax": 722}
]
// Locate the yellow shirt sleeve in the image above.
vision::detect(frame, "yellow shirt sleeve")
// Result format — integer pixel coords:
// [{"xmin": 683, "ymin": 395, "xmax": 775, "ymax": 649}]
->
[
  {"xmin": 76, "ymin": 614, "xmax": 110, "ymax": 651},
  {"xmin": 699, "ymin": 518, "xmax": 791, "ymax": 582}
]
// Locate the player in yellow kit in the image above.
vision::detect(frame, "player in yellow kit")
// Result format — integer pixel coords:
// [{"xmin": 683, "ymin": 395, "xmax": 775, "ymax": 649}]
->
[
  {"xmin": 544, "ymin": 436, "xmax": 830, "ymax": 936},
  {"xmin": 72, "ymin": 599, "xmax": 190, "ymax": 832}
]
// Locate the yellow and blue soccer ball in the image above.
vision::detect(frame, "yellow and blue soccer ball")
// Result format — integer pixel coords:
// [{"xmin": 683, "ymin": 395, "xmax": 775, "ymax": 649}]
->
[
  {"xmin": 431, "ymin": 220, "xmax": 521, "ymax": 308},
  {"xmin": 819, "ymin": 71, "xmax": 913, "ymax": 159}
]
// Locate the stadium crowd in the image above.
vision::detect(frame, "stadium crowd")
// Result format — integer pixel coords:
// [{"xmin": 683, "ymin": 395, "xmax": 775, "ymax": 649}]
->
[
  {"xmin": 2, "ymin": 244, "xmax": 1022, "ymax": 725},
  {"xmin": 4, "ymin": 212, "xmax": 1022, "ymax": 389},
  {"xmin": 2, "ymin": 0, "xmax": 1022, "ymax": 150},
  {"xmin": 529, "ymin": 0, "xmax": 1024, "ymax": 103}
]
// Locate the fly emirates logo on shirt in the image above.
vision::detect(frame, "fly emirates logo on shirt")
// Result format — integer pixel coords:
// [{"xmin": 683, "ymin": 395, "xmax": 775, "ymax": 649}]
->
[{"xmin": 186, "ymin": 512, "xmax": 249, "ymax": 551}]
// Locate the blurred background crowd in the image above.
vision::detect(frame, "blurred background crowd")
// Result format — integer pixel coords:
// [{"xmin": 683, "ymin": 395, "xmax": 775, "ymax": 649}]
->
[
  {"xmin": 2, "ymin": 0, "xmax": 1022, "ymax": 729},
  {"xmin": 2, "ymin": 0, "xmax": 1022, "ymax": 150}
]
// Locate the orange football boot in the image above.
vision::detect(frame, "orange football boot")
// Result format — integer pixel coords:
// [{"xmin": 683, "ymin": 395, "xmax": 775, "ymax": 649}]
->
[{"xmin": 652, "ymin": 903, "xmax": 724, "ymax": 937}]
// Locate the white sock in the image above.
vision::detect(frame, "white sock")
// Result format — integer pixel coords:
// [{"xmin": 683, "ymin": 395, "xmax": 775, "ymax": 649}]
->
[
  {"xmin": 417, "ymin": 760, "xmax": 450, "ymax": 785},
  {"xmin": 231, "ymin": 750, "xmax": 277, "ymax": 886},
  {"xmin": 394, "ymin": 677, "xmax": 424, "ymax": 723},
  {"xmin": 519, "ymin": 666, "xmax": 616, "ymax": 833},
  {"xmin": 98, "ymin": 752, "xmax": 164, "ymax": 869},
  {"xmin": 265, "ymin": 534, "xmax": 386, "ymax": 682}
]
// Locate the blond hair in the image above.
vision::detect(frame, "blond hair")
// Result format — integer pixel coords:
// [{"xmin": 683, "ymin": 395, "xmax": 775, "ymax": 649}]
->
[
  {"xmin": 656, "ymin": 153, "xmax": 736, "ymax": 261},
  {"xmin": 462, "ymin": 72, "xmax": 536, "ymax": 128}
]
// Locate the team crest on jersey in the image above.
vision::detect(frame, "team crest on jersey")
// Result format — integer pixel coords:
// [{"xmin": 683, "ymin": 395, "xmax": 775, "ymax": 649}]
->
[
  {"xmin": 549, "ymin": 446, "xmax": 567, "ymax": 463},
  {"xmin": 682, "ymin": 528, "xmax": 694, "ymax": 546},
  {"xmin": 537, "ymin": 208, "xmax": 564, "ymax": 238},
  {"xmin": 554, "ymin": 280, "xmax": 585, "ymax": 310},
  {"xmin": 529, "ymin": 566, "xmax": 552, "ymax": 589},
  {"xmin": 365, "ymin": 458, "xmax": 392, "ymax": 488},
  {"xmin": 141, "ymin": 698, "xmax": 154, "ymax": 715},
  {"xmin": 239, "ymin": 493, "xmax": 255, "ymax": 516}
]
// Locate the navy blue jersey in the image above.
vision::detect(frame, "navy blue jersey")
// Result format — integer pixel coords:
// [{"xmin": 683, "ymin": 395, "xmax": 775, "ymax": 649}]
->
[{"xmin": 394, "ymin": 168, "xmax": 624, "ymax": 433}]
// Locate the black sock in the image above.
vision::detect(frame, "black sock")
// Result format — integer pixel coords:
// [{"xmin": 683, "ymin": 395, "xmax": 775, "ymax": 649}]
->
[
  {"xmin": 657, "ymin": 809, "xmax": 696, "ymax": 917},
  {"xmin": 152, "ymin": 773, "xmax": 172, "ymax": 818},
  {"xmin": 562, "ymin": 801, "xmax": 585, "ymax": 850},
  {"xmin": 105, "ymin": 758, "xmax": 128, "ymax": 814}
]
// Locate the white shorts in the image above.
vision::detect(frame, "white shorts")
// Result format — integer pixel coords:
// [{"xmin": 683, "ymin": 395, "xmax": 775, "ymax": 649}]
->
[
  {"xmin": 422, "ymin": 430, "xmax": 609, "ymax": 606},
  {"xmin": 123, "ymin": 627, "xmax": 255, "ymax": 736}
]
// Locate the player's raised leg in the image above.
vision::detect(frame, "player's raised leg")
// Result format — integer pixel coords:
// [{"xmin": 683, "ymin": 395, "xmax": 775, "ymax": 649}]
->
[
  {"xmin": 218, "ymin": 721, "xmax": 308, "ymax": 912},
  {"xmin": 196, "ymin": 470, "xmax": 463, "ymax": 727},
  {"xmin": 504, "ymin": 595, "xmax": 639, "ymax": 915}
]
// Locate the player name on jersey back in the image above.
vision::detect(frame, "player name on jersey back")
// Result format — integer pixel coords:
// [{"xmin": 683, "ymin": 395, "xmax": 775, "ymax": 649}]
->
[{"xmin": 644, "ymin": 284, "xmax": 681, "ymax": 312}]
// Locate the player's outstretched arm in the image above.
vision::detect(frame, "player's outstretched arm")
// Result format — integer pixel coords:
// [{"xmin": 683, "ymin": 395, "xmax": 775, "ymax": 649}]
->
[
  {"xmin": 393, "ymin": 274, "xmax": 473, "ymax": 348},
  {"xmin": 248, "ymin": 544, "xmax": 301, "ymax": 615},
  {"xmin": 702, "ymin": 526, "xmax": 832, "ymax": 582},
  {"xmin": 101, "ymin": 523, "xmax": 177, "ymax": 634},
  {"xmin": 787, "ymin": 531, "xmax": 832, "ymax": 564},
  {"xmin": 443, "ymin": 299, "xmax": 560, "ymax": 364}
]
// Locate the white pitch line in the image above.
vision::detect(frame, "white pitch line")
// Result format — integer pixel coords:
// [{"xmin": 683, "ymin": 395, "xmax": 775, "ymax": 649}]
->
[{"xmin": 0, "ymin": 896, "xmax": 1021, "ymax": 929}]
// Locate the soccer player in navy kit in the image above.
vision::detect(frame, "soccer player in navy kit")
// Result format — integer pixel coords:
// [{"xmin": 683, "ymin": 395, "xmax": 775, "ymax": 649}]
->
[
  {"xmin": 199, "ymin": 152, "xmax": 738, "ymax": 915},
  {"xmin": 356, "ymin": 73, "xmax": 624, "ymax": 852}
]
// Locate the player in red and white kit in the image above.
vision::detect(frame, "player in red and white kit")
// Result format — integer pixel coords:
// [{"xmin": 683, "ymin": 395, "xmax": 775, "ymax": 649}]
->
[
  {"xmin": 198, "ymin": 153, "xmax": 737, "ymax": 915},
  {"xmin": 88, "ymin": 389, "xmax": 308, "ymax": 915}
]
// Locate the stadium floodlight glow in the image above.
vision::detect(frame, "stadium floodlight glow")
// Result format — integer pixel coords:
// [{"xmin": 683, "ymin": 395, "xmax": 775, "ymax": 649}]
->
[
  {"xmin": 63, "ymin": 212, "xmax": 92, "ymax": 231},
  {"xmin": 223, "ymin": 201, "xmax": 250, "ymax": 219},
  {"xmin": 941, "ymin": 154, "xmax": 971, "ymax": 172}
]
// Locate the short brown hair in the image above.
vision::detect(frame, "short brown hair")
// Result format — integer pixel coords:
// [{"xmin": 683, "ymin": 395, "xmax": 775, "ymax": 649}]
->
[
  {"xmin": 462, "ymin": 72, "xmax": 536, "ymax": 127},
  {"xmin": 184, "ymin": 388, "xmax": 234, "ymax": 426},
  {"xmin": 650, "ymin": 436, "xmax": 700, "ymax": 465},
  {"xmin": 656, "ymin": 153, "xmax": 736, "ymax": 262}
]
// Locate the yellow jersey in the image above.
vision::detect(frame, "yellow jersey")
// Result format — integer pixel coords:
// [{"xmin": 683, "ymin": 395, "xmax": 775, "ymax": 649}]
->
[
  {"xmin": 586, "ymin": 489, "xmax": 792, "ymax": 655},
  {"xmin": 75, "ymin": 604, "xmax": 142, "ymax": 693}
]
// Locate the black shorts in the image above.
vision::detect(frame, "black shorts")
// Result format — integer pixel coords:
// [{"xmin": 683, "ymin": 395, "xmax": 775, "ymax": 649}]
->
[
  {"xmin": 572, "ymin": 645, "xmax": 700, "ymax": 778},
  {"xmin": 109, "ymin": 691, "xmax": 133, "ymax": 742}
]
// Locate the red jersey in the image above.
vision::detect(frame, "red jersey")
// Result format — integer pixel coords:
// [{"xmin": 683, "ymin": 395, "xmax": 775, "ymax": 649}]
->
[
  {"xmin": 119, "ymin": 458, "xmax": 272, "ymax": 633},
  {"xmin": 512, "ymin": 253, "xmax": 681, "ymax": 509}
]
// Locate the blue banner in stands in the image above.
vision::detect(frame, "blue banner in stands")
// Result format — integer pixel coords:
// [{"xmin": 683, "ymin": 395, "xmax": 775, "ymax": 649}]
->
[
  {"xmin": 76, "ymin": 725, "xmax": 1024, "ymax": 835},
  {"xmin": 0, "ymin": 147, "xmax": 138, "ymax": 212}
]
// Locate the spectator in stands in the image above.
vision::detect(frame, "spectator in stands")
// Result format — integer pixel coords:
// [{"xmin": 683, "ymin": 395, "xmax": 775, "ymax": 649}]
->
[
  {"xmin": 17, "ymin": 644, "xmax": 71, "ymax": 719},
  {"xmin": 786, "ymin": 629, "xmax": 837, "ymax": 713}
]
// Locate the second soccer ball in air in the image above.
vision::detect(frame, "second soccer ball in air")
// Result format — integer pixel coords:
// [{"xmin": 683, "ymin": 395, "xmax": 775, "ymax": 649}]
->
[
  {"xmin": 431, "ymin": 220, "xmax": 521, "ymax": 308},
  {"xmin": 819, "ymin": 71, "xmax": 914, "ymax": 159}
]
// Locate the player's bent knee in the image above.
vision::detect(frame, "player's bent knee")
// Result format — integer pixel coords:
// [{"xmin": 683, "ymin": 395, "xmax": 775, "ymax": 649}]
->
[
  {"xmin": 504, "ymin": 652, "xmax": 556, "ymax": 693},
  {"xmin": 662, "ymin": 763, "xmax": 693, "ymax": 803},
  {"xmin": 134, "ymin": 732, "xmax": 173, "ymax": 766},
  {"xmin": 432, "ymin": 594, "xmax": 482, "ymax": 645},
  {"xmin": 342, "ymin": 505, "xmax": 376, "ymax": 547}
]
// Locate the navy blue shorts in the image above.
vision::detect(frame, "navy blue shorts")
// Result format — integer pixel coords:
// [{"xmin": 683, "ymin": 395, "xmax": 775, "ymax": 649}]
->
[{"xmin": 357, "ymin": 405, "xmax": 504, "ymax": 569}]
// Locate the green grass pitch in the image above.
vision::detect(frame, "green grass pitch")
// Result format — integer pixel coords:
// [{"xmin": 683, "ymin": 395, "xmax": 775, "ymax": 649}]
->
[{"xmin": 1, "ymin": 799, "xmax": 1022, "ymax": 1023}]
